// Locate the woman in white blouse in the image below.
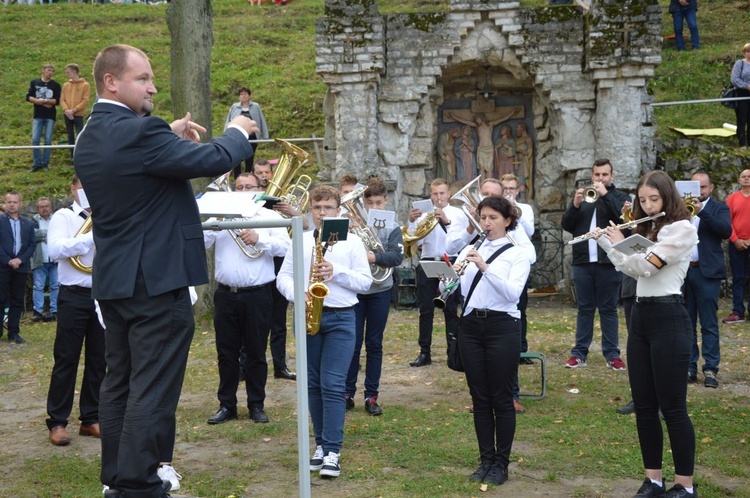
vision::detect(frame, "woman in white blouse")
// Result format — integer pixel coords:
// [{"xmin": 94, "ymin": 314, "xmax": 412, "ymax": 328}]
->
[
  {"xmin": 455, "ymin": 196, "xmax": 530, "ymax": 487},
  {"xmin": 596, "ymin": 171, "xmax": 699, "ymax": 498}
]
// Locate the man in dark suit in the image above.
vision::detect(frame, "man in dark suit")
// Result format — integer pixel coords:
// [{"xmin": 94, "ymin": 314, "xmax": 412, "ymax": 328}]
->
[
  {"xmin": 0, "ymin": 191, "xmax": 37, "ymax": 344},
  {"xmin": 685, "ymin": 171, "xmax": 732, "ymax": 389},
  {"xmin": 74, "ymin": 44, "xmax": 257, "ymax": 497}
]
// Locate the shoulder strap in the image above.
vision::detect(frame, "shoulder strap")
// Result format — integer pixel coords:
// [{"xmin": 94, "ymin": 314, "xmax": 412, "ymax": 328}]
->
[{"xmin": 462, "ymin": 243, "xmax": 513, "ymax": 316}]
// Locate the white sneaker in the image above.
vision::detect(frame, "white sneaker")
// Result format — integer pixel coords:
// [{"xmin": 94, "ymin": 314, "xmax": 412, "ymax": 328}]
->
[
  {"xmin": 102, "ymin": 485, "xmax": 109, "ymax": 494},
  {"xmin": 157, "ymin": 464, "xmax": 182, "ymax": 491},
  {"xmin": 319, "ymin": 451, "xmax": 341, "ymax": 478},
  {"xmin": 310, "ymin": 445, "xmax": 325, "ymax": 471}
]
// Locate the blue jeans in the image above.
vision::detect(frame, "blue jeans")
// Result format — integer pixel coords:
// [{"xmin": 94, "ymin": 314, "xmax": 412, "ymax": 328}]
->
[
  {"xmin": 307, "ymin": 308, "xmax": 356, "ymax": 455},
  {"xmin": 33, "ymin": 262, "xmax": 59, "ymax": 314},
  {"xmin": 728, "ymin": 243, "xmax": 750, "ymax": 317},
  {"xmin": 32, "ymin": 118, "xmax": 55, "ymax": 166},
  {"xmin": 346, "ymin": 289, "xmax": 391, "ymax": 400},
  {"xmin": 672, "ymin": 9, "xmax": 699, "ymax": 50},
  {"xmin": 684, "ymin": 266, "xmax": 721, "ymax": 375},
  {"xmin": 571, "ymin": 263, "xmax": 622, "ymax": 361}
]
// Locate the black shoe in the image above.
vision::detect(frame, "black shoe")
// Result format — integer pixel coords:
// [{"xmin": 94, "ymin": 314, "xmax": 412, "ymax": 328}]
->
[
  {"xmin": 483, "ymin": 463, "xmax": 508, "ymax": 486},
  {"xmin": 345, "ymin": 396, "xmax": 355, "ymax": 410},
  {"xmin": 274, "ymin": 367, "xmax": 296, "ymax": 381},
  {"xmin": 104, "ymin": 480, "xmax": 171, "ymax": 497},
  {"xmin": 687, "ymin": 372, "xmax": 698, "ymax": 384},
  {"xmin": 43, "ymin": 312, "xmax": 56, "ymax": 322},
  {"xmin": 250, "ymin": 406, "xmax": 270, "ymax": 423},
  {"xmin": 519, "ymin": 357, "xmax": 535, "ymax": 365},
  {"xmin": 29, "ymin": 165, "xmax": 43, "ymax": 173},
  {"xmin": 617, "ymin": 401, "xmax": 635, "ymax": 415},
  {"xmin": 470, "ymin": 460, "xmax": 493, "ymax": 482},
  {"xmin": 207, "ymin": 406, "xmax": 237, "ymax": 425},
  {"xmin": 703, "ymin": 371, "xmax": 719, "ymax": 389},
  {"xmin": 31, "ymin": 311, "xmax": 44, "ymax": 322},
  {"xmin": 9, "ymin": 334, "xmax": 26, "ymax": 344},
  {"xmin": 665, "ymin": 483, "xmax": 697, "ymax": 497},
  {"xmin": 633, "ymin": 478, "xmax": 666, "ymax": 497},
  {"xmin": 409, "ymin": 353, "xmax": 431, "ymax": 367},
  {"xmin": 365, "ymin": 396, "xmax": 383, "ymax": 416}
]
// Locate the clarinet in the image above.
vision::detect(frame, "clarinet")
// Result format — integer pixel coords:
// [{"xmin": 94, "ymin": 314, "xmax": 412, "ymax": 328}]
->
[{"xmin": 433, "ymin": 232, "xmax": 488, "ymax": 309}]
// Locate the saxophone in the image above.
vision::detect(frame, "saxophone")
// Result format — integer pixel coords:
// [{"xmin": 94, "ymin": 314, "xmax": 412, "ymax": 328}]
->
[{"xmin": 305, "ymin": 230, "xmax": 330, "ymax": 335}]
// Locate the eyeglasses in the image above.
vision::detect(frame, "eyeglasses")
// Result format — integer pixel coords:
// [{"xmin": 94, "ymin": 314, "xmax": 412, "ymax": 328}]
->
[
  {"xmin": 311, "ymin": 205, "xmax": 338, "ymax": 213},
  {"xmin": 235, "ymin": 185, "xmax": 259, "ymax": 191},
  {"xmin": 503, "ymin": 186, "xmax": 518, "ymax": 191}
]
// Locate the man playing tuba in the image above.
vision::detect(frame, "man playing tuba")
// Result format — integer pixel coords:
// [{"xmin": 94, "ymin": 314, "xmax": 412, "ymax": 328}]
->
[{"xmin": 343, "ymin": 178, "xmax": 404, "ymax": 416}]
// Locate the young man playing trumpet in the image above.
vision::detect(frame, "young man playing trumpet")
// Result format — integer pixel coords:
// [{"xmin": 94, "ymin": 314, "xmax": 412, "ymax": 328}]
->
[
  {"xmin": 407, "ymin": 178, "xmax": 463, "ymax": 367},
  {"xmin": 276, "ymin": 185, "xmax": 372, "ymax": 478},
  {"xmin": 344, "ymin": 178, "xmax": 404, "ymax": 416}
]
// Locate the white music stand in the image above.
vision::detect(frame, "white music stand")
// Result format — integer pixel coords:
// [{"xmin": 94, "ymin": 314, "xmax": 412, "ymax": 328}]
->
[{"xmin": 419, "ymin": 260, "xmax": 458, "ymax": 282}]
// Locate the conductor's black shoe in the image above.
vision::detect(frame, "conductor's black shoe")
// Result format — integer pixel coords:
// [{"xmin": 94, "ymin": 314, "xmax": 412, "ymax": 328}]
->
[
  {"xmin": 274, "ymin": 367, "xmax": 296, "ymax": 380},
  {"xmin": 617, "ymin": 401, "xmax": 635, "ymax": 415},
  {"xmin": 633, "ymin": 478, "xmax": 666, "ymax": 497},
  {"xmin": 250, "ymin": 406, "xmax": 270, "ymax": 423},
  {"xmin": 365, "ymin": 396, "xmax": 383, "ymax": 416},
  {"xmin": 207, "ymin": 406, "xmax": 237, "ymax": 425},
  {"xmin": 483, "ymin": 463, "xmax": 508, "ymax": 486},
  {"xmin": 470, "ymin": 460, "xmax": 493, "ymax": 482},
  {"xmin": 104, "ymin": 480, "xmax": 171, "ymax": 497},
  {"xmin": 409, "ymin": 353, "xmax": 431, "ymax": 367},
  {"xmin": 9, "ymin": 334, "xmax": 26, "ymax": 344}
]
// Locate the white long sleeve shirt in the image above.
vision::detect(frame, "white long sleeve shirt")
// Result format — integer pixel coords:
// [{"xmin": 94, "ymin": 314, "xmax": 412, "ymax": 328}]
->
[
  {"xmin": 204, "ymin": 208, "xmax": 290, "ymax": 287},
  {"xmin": 408, "ymin": 205, "xmax": 462, "ymax": 258},
  {"xmin": 597, "ymin": 220, "xmax": 698, "ymax": 297},
  {"xmin": 47, "ymin": 202, "xmax": 95, "ymax": 288},
  {"xmin": 445, "ymin": 209, "xmax": 537, "ymax": 265},
  {"xmin": 276, "ymin": 230, "xmax": 373, "ymax": 308}
]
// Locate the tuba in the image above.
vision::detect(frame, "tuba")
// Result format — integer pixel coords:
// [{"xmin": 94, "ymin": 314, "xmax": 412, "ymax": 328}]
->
[
  {"xmin": 70, "ymin": 214, "xmax": 94, "ymax": 274},
  {"xmin": 451, "ymin": 175, "xmax": 485, "ymax": 234},
  {"xmin": 266, "ymin": 139, "xmax": 311, "ymax": 215},
  {"xmin": 306, "ymin": 229, "xmax": 330, "ymax": 335},
  {"xmin": 341, "ymin": 186, "xmax": 393, "ymax": 285},
  {"xmin": 206, "ymin": 172, "xmax": 265, "ymax": 259}
]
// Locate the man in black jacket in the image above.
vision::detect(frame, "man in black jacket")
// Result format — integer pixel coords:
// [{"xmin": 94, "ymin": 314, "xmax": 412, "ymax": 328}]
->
[{"xmin": 561, "ymin": 159, "xmax": 629, "ymax": 371}]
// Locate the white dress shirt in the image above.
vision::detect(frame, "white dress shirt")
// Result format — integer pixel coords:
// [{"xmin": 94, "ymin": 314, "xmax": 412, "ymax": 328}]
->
[
  {"xmin": 204, "ymin": 208, "xmax": 290, "ymax": 287},
  {"xmin": 458, "ymin": 235, "xmax": 530, "ymax": 318},
  {"xmin": 408, "ymin": 204, "xmax": 463, "ymax": 258},
  {"xmin": 47, "ymin": 202, "xmax": 95, "ymax": 287},
  {"xmin": 276, "ymin": 230, "xmax": 373, "ymax": 308},
  {"xmin": 444, "ymin": 209, "xmax": 537, "ymax": 265},
  {"xmin": 598, "ymin": 220, "xmax": 698, "ymax": 297}
]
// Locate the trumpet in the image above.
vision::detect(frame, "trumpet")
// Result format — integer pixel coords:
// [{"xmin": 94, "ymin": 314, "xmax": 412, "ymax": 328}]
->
[
  {"xmin": 582, "ymin": 185, "xmax": 599, "ymax": 203},
  {"xmin": 433, "ymin": 232, "xmax": 488, "ymax": 309},
  {"xmin": 684, "ymin": 194, "xmax": 697, "ymax": 217},
  {"xmin": 568, "ymin": 212, "xmax": 666, "ymax": 245}
]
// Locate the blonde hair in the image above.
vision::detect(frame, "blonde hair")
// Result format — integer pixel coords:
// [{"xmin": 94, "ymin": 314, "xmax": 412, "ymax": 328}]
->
[{"xmin": 744, "ymin": 43, "xmax": 750, "ymax": 53}]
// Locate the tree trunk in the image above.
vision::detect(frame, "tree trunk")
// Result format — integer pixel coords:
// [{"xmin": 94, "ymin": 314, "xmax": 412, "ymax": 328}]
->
[
  {"xmin": 166, "ymin": 0, "xmax": 214, "ymax": 140},
  {"xmin": 167, "ymin": 0, "xmax": 216, "ymax": 323}
]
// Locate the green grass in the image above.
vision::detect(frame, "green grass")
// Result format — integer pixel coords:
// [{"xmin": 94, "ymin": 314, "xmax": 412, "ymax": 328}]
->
[{"xmin": 1, "ymin": 298, "xmax": 749, "ymax": 497}]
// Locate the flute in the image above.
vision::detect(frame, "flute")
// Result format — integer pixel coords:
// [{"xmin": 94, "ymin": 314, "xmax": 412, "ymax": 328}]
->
[
  {"xmin": 433, "ymin": 232, "xmax": 488, "ymax": 309},
  {"xmin": 568, "ymin": 212, "xmax": 666, "ymax": 245}
]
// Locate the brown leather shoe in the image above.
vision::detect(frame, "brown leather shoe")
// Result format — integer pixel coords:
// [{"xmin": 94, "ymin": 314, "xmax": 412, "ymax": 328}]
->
[
  {"xmin": 513, "ymin": 399, "xmax": 526, "ymax": 413},
  {"xmin": 79, "ymin": 423, "xmax": 101, "ymax": 438},
  {"xmin": 49, "ymin": 426, "xmax": 71, "ymax": 446}
]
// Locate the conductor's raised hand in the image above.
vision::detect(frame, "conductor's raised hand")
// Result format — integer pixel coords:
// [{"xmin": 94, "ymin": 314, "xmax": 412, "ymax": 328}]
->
[
  {"xmin": 229, "ymin": 115, "xmax": 260, "ymax": 138},
  {"xmin": 171, "ymin": 112, "xmax": 207, "ymax": 142}
]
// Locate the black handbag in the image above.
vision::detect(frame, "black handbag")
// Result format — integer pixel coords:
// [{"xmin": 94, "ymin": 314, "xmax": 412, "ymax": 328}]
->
[
  {"xmin": 720, "ymin": 84, "xmax": 738, "ymax": 109},
  {"xmin": 447, "ymin": 243, "xmax": 513, "ymax": 373}
]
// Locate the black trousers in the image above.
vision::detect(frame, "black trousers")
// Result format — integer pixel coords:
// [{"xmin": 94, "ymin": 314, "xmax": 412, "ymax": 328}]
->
[
  {"xmin": 459, "ymin": 313, "xmax": 520, "ymax": 467},
  {"xmin": 629, "ymin": 300, "xmax": 695, "ymax": 476},
  {"xmin": 735, "ymin": 88, "xmax": 750, "ymax": 147},
  {"xmin": 64, "ymin": 115, "xmax": 84, "ymax": 156},
  {"xmin": 99, "ymin": 273, "xmax": 194, "ymax": 497},
  {"xmin": 416, "ymin": 263, "xmax": 460, "ymax": 355},
  {"xmin": 0, "ymin": 269, "xmax": 28, "ymax": 336},
  {"xmin": 46, "ymin": 286, "xmax": 106, "ymax": 430},
  {"xmin": 270, "ymin": 256, "xmax": 289, "ymax": 371},
  {"xmin": 213, "ymin": 282, "xmax": 273, "ymax": 410}
]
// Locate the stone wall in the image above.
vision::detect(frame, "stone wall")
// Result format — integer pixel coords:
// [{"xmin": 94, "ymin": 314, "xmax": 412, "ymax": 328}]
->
[{"xmin": 316, "ymin": 0, "xmax": 662, "ymax": 288}]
